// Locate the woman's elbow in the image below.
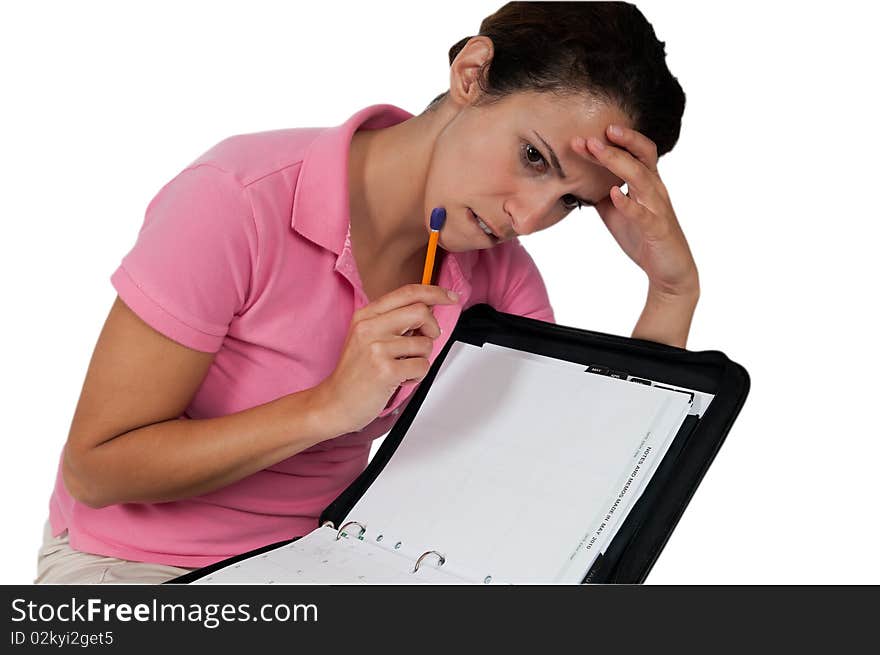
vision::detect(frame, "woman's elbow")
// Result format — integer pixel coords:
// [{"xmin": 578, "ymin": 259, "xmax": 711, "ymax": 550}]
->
[{"xmin": 62, "ymin": 445, "xmax": 111, "ymax": 509}]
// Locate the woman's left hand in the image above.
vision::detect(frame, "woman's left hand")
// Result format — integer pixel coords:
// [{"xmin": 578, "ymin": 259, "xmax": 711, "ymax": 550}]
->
[{"xmin": 574, "ymin": 125, "xmax": 699, "ymax": 299}]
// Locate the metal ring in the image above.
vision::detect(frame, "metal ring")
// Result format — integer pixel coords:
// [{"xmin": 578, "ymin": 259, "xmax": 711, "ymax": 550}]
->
[
  {"xmin": 412, "ymin": 550, "xmax": 446, "ymax": 573},
  {"xmin": 336, "ymin": 521, "xmax": 366, "ymax": 541},
  {"xmin": 321, "ymin": 520, "xmax": 335, "ymax": 529}
]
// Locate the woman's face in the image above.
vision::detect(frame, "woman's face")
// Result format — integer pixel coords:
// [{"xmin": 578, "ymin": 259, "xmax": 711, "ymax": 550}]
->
[{"xmin": 424, "ymin": 90, "xmax": 633, "ymax": 252}]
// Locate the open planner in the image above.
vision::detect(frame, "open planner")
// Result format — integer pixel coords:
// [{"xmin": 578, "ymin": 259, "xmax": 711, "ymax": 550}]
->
[{"xmin": 175, "ymin": 303, "xmax": 749, "ymax": 585}]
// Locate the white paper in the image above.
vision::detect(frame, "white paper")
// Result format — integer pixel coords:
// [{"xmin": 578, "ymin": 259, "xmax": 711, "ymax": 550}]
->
[
  {"xmin": 483, "ymin": 341, "xmax": 713, "ymax": 416},
  {"xmin": 554, "ymin": 395, "xmax": 691, "ymax": 581},
  {"xmin": 195, "ymin": 341, "xmax": 696, "ymax": 584},
  {"xmin": 343, "ymin": 342, "xmax": 692, "ymax": 583},
  {"xmin": 481, "ymin": 342, "xmax": 587, "ymax": 371}
]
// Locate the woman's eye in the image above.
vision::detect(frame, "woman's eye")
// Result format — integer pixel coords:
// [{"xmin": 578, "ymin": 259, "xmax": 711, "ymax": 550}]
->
[
  {"xmin": 521, "ymin": 142, "xmax": 582, "ymax": 212},
  {"xmin": 522, "ymin": 143, "xmax": 547, "ymax": 171},
  {"xmin": 562, "ymin": 194, "xmax": 583, "ymax": 211}
]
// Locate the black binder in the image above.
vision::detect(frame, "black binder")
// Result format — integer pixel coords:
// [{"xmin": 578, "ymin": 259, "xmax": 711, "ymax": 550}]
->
[{"xmin": 170, "ymin": 303, "xmax": 749, "ymax": 584}]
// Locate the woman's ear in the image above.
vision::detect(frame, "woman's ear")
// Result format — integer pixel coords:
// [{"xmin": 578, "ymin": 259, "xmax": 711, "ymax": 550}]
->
[{"xmin": 448, "ymin": 36, "xmax": 494, "ymax": 107}]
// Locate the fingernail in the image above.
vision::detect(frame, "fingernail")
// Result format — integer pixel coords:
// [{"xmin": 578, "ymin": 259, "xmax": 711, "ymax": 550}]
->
[
  {"xmin": 609, "ymin": 124, "xmax": 623, "ymax": 137},
  {"xmin": 447, "ymin": 290, "xmax": 459, "ymax": 302},
  {"xmin": 589, "ymin": 137, "xmax": 605, "ymax": 151}
]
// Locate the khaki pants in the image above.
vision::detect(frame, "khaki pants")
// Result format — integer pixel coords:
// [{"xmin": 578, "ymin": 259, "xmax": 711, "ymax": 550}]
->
[{"xmin": 34, "ymin": 519, "xmax": 198, "ymax": 584}]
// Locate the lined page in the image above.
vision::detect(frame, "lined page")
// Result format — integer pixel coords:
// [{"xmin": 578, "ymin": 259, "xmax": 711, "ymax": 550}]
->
[{"xmin": 344, "ymin": 342, "xmax": 692, "ymax": 584}]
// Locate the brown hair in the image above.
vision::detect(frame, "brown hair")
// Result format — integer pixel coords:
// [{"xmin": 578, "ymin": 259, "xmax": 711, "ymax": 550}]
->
[{"xmin": 426, "ymin": 1, "xmax": 686, "ymax": 157}]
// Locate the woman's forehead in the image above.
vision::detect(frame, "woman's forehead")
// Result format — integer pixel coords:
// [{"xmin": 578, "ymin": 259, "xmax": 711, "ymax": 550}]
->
[
  {"xmin": 496, "ymin": 91, "xmax": 630, "ymax": 155},
  {"xmin": 497, "ymin": 90, "xmax": 630, "ymax": 129}
]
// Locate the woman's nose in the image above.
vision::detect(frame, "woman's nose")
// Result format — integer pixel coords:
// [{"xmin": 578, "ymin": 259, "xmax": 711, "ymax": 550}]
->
[{"xmin": 507, "ymin": 195, "xmax": 558, "ymax": 236}]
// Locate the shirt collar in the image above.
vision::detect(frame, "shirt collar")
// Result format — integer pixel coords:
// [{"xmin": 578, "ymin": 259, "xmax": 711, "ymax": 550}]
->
[
  {"xmin": 289, "ymin": 102, "xmax": 478, "ymax": 298},
  {"xmin": 290, "ymin": 103, "xmax": 414, "ymax": 256}
]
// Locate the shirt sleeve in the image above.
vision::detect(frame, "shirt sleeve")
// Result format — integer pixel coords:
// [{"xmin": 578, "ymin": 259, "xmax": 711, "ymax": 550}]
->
[
  {"xmin": 110, "ymin": 164, "xmax": 259, "ymax": 353},
  {"xmin": 489, "ymin": 239, "xmax": 556, "ymax": 323}
]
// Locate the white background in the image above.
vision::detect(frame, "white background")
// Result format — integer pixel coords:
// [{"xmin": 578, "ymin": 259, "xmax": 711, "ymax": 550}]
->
[{"xmin": 1, "ymin": 1, "xmax": 877, "ymax": 584}]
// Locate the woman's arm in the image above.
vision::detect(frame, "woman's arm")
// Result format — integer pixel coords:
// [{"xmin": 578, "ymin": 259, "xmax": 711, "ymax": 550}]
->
[
  {"xmin": 64, "ymin": 283, "xmax": 457, "ymax": 509},
  {"xmin": 572, "ymin": 125, "xmax": 702, "ymax": 350},
  {"xmin": 62, "ymin": 297, "xmax": 339, "ymax": 509},
  {"xmin": 631, "ymin": 282, "xmax": 700, "ymax": 349}
]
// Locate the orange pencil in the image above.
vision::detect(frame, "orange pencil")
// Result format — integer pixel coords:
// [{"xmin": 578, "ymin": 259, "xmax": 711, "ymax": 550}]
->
[{"xmin": 421, "ymin": 207, "xmax": 446, "ymax": 284}]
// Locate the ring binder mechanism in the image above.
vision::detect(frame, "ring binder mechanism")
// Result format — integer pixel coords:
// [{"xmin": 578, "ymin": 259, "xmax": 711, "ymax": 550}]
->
[
  {"xmin": 336, "ymin": 521, "xmax": 366, "ymax": 541},
  {"xmin": 412, "ymin": 550, "xmax": 446, "ymax": 573}
]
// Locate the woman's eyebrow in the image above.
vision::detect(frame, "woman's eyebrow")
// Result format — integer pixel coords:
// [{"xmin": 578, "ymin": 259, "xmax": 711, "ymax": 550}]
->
[
  {"xmin": 532, "ymin": 130, "xmax": 568, "ymax": 179},
  {"xmin": 532, "ymin": 129, "xmax": 597, "ymax": 207}
]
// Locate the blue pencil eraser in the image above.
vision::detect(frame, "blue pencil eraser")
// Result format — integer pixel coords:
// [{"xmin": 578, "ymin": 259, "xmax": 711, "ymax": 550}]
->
[{"xmin": 430, "ymin": 207, "xmax": 446, "ymax": 231}]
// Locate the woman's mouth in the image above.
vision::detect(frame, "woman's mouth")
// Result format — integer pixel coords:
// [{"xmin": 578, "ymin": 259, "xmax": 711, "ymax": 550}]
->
[{"xmin": 468, "ymin": 208, "xmax": 499, "ymax": 242}]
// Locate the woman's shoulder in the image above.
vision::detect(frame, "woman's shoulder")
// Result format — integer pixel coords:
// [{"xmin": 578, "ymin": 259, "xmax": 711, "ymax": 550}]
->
[
  {"xmin": 468, "ymin": 238, "xmax": 545, "ymax": 294},
  {"xmin": 182, "ymin": 126, "xmax": 328, "ymax": 187},
  {"xmin": 469, "ymin": 238, "xmax": 555, "ymax": 323},
  {"xmin": 474, "ymin": 237, "xmax": 539, "ymax": 273}
]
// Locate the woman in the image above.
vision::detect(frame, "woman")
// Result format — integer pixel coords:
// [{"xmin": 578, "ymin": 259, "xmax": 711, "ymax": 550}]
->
[{"xmin": 36, "ymin": 1, "xmax": 697, "ymax": 584}]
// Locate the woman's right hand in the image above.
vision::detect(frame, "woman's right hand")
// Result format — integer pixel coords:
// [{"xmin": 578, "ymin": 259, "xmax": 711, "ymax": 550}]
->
[{"xmin": 311, "ymin": 284, "xmax": 460, "ymax": 434}]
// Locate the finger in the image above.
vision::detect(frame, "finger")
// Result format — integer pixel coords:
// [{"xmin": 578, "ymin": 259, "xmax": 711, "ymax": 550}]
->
[
  {"xmin": 381, "ymin": 335, "xmax": 435, "ymax": 360},
  {"xmin": 390, "ymin": 356, "xmax": 432, "ymax": 384},
  {"xmin": 356, "ymin": 283, "xmax": 458, "ymax": 321},
  {"xmin": 605, "ymin": 125, "xmax": 658, "ymax": 172},
  {"xmin": 608, "ymin": 185, "xmax": 655, "ymax": 228},
  {"xmin": 375, "ymin": 302, "xmax": 442, "ymax": 339},
  {"xmin": 578, "ymin": 136, "xmax": 659, "ymax": 204},
  {"xmin": 401, "ymin": 325, "xmax": 438, "ymax": 338}
]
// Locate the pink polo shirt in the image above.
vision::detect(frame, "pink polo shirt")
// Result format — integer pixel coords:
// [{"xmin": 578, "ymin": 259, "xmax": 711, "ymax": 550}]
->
[{"xmin": 47, "ymin": 103, "xmax": 556, "ymax": 567}]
